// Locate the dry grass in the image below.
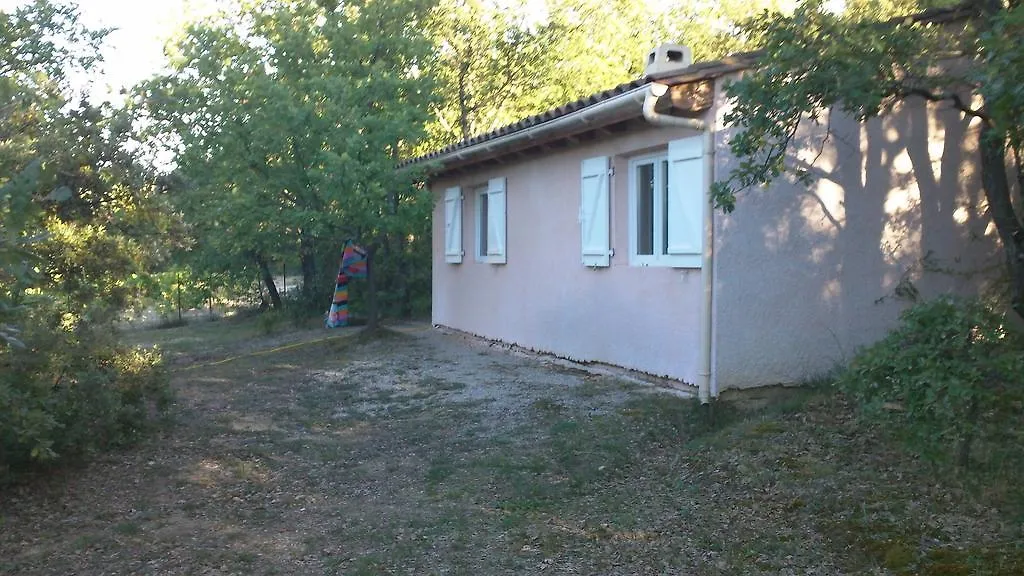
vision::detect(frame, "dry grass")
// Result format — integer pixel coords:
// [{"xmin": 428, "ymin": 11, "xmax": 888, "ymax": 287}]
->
[{"xmin": 1, "ymin": 318, "xmax": 1020, "ymax": 575}]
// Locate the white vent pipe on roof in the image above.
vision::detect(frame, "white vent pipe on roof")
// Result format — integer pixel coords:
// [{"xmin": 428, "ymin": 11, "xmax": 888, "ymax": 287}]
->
[{"xmin": 643, "ymin": 82, "xmax": 716, "ymax": 404}]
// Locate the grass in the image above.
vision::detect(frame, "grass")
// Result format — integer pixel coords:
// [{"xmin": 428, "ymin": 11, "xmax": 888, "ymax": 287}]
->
[{"xmin": 1, "ymin": 315, "xmax": 1021, "ymax": 575}]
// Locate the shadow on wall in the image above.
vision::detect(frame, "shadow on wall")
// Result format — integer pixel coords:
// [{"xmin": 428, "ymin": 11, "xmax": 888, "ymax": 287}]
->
[{"xmin": 715, "ymin": 97, "xmax": 1004, "ymax": 387}]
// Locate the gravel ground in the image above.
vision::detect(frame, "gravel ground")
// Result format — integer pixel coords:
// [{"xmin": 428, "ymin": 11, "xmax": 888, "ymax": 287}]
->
[{"xmin": 1, "ymin": 320, "xmax": 1020, "ymax": 575}]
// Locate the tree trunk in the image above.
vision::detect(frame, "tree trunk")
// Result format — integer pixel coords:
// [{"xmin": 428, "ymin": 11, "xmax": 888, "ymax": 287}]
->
[
  {"xmin": 395, "ymin": 234, "xmax": 412, "ymax": 318},
  {"xmin": 1008, "ymin": 234, "xmax": 1024, "ymax": 320},
  {"xmin": 176, "ymin": 272, "xmax": 182, "ymax": 322},
  {"xmin": 978, "ymin": 124, "xmax": 1024, "ymax": 319},
  {"xmin": 299, "ymin": 237, "xmax": 317, "ymax": 302},
  {"xmin": 458, "ymin": 58, "xmax": 473, "ymax": 140},
  {"xmin": 256, "ymin": 255, "xmax": 282, "ymax": 309},
  {"xmin": 366, "ymin": 245, "xmax": 379, "ymax": 331}
]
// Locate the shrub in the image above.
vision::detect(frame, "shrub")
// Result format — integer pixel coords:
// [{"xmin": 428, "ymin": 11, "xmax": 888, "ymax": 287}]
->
[
  {"xmin": 839, "ymin": 297, "xmax": 1023, "ymax": 467},
  {"xmin": 0, "ymin": 306, "xmax": 171, "ymax": 479},
  {"xmin": 255, "ymin": 308, "xmax": 285, "ymax": 334}
]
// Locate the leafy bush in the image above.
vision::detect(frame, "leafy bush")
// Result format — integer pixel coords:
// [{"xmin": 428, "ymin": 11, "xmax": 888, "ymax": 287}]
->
[
  {"xmin": 839, "ymin": 297, "xmax": 1023, "ymax": 466},
  {"xmin": 134, "ymin": 267, "xmax": 234, "ymax": 323},
  {"xmin": 0, "ymin": 305, "xmax": 171, "ymax": 479},
  {"xmin": 256, "ymin": 308, "xmax": 285, "ymax": 335}
]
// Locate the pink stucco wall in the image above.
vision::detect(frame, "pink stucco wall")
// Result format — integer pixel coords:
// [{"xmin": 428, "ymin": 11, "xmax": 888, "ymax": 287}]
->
[
  {"xmin": 432, "ymin": 127, "xmax": 707, "ymax": 384},
  {"xmin": 431, "ymin": 74, "xmax": 1004, "ymax": 391},
  {"xmin": 710, "ymin": 74, "xmax": 1004, "ymax": 390}
]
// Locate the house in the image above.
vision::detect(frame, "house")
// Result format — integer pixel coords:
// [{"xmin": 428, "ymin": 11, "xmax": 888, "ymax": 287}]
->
[{"xmin": 401, "ymin": 8, "xmax": 1001, "ymax": 401}]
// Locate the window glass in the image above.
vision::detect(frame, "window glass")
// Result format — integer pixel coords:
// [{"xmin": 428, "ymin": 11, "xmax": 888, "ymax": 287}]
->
[
  {"xmin": 661, "ymin": 160, "xmax": 670, "ymax": 255},
  {"xmin": 478, "ymin": 188, "xmax": 489, "ymax": 257},
  {"xmin": 636, "ymin": 162, "xmax": 654, "ymax": 256}
]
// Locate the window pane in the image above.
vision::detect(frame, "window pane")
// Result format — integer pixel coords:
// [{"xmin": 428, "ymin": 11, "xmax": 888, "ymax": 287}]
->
[
  {"xmin": 637, "ymin": 163, "xmax": 654, "ymax": 256},
  {"xmin": 661, "ymin": 160, "xmax": 669, "ymax": 255},
  {"xmin": 479, "ymin": 191, "xmax": 489, "ymax": 256}
]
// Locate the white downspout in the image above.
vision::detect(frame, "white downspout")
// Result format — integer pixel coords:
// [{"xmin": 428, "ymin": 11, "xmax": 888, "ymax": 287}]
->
[{"xmin": 643, "ymin": 82, "xmax": 716, "ymax": 404}]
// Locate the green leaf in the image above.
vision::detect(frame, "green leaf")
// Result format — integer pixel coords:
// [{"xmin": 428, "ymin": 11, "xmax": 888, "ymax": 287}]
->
[{"xmin": 44, "ymin": 185, "xmax": 73, "ymax": 203}]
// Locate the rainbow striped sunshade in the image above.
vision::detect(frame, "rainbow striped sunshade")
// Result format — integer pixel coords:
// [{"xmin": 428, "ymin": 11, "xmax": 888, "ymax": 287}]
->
[{"xmin": 326, "ymin": 240, "xmax": 368, "ymax": 328}]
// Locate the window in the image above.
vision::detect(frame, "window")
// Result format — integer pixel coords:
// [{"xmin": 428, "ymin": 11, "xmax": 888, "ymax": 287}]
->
[
  {"xmin": 627, "ymin": 136, "xmax": 704, "ymax": 268},
  {"xmin": 475, "ymin": 177, "xmax": 506, "ymax": 264},
  {"xmin": 476, "ymin": 184, "xmax": 489, "ymax": 257}
]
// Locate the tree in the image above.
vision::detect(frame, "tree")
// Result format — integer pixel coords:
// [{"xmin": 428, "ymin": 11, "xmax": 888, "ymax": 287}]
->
[
  {"xmin": 712, "ymin": 0, "xmax": 1024, "ymax": 319},
  {"xmin": 423, "ymin": 0, "xmax": 680, "ymax": 147},
  {"xmin": 141, "ymin": 0, "xmax": 436, "ymax": 323},
  {"xmin": 2, "ymin": 1, "xmax": 180, "ymax": 323},
  {"xmin": 421, "ymin": 0, "xmax": 838, "ymax": 151},
  {"xmin": 1, "ymin": 0, "xmax": 171, "ymax": 472}
]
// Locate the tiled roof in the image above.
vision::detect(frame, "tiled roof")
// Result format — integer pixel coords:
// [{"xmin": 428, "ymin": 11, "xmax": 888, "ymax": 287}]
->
[
  {"xmin": 398, "ymin": 78, "xmax": 650, "ymax": 169},
  {"xmin": 401, "ymin": 3, "xmax": 974, "ymax": 170},
  {"xmin": 398, "ymin": 50, "xmax": 761, "ymax": 170}
]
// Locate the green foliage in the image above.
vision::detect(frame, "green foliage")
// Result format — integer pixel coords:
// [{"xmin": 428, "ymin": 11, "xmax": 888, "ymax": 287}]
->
[
  {"xmin": 143, "ymin": 267, "xmax": 223, "ymax": 320},
  {"xmin": 978, "ymin": 4, "xmax": 1024, "ymax": 153},
  {"xmin": 422, "ymin": 0, "xmax": 653, "ymax": 145},
  {"xmin": 255, "ymin": 308, "xmax": 286, "ymax": 335},
  {"xmin": 422, "ymin": 0, "xmax": 788, "ymax": 148},
  {"xmin": 140, "ymin": 0, "xmax": 436, "ymax": 319},
  {"xmin": 2, "ymin": 1, "xmax": 183, "ymax": 319},
  {"xmin": 0, "ymin": 303, "xmax": 171, "ymax": 477},
  {"xmin": 0, "ymin": 0, "xmax": 107, "ymax": 85},
  {"xmin": 839, "ymin": 297, "xmax": 1023, "ymax": 465},
  {"xmin": 0, "ymin": 167, "xmax": 42, "ymax": 349},
  {"xmin": 1, "ymin": 1, "xmax": 176, "ymax": 478}
]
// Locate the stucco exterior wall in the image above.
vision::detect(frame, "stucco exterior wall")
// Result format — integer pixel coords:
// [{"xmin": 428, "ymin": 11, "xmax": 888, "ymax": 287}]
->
[
  {"xmin": 710, "ymin": 74, "xmax": 1003, "ymax": 390},
  {"xmin": 432, "ymin": 126, "xmax": 707, "ymax": 384}
]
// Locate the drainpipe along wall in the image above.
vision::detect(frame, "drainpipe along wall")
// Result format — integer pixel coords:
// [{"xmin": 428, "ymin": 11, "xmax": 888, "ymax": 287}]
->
[{"xmin": 642, "ymin": 82, "xmax": 716, "ymax": 404}]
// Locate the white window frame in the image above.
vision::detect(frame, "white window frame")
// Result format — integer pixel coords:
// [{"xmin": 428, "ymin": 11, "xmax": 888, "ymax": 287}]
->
[
  {"xmin": 628, "ymin": 153, "xmax": 668, "ymax": 266},
  {"xmin": 474, "ymin": 179, "xmax": 507, "ymax": 264},
  {"xmin": 627, "ymin": 152, "xmax": 699, "ymax": 268}
]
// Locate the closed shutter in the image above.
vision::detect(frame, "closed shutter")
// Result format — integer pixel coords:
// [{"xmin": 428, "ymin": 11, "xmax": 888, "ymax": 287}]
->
[
  {"xmin": 486, "ymin": 177, "xmax": 506, "ymax": 263},
  {"xmin": 666, "ymin": 136, "xmax": 704, "ymax": 263},
  {"xmin": 580, "ymin": 156, "xmax": 611, "ymax": 267},
  {"xmin": 444, "ymin": 186, "xmax": 463, "ymax": 263}
]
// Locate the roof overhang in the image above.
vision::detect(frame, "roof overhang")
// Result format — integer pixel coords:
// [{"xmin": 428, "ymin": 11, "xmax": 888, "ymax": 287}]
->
[
  {"xmin": 414, "ymin": 84, "xmax": 651, "ymax": 176},
  {"xmin": 407, "ymin": 80, "xmax": 716, "ymax": 178}
]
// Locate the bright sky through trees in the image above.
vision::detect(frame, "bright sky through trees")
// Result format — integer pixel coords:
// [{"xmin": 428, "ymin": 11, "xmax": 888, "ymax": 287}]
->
[
  {"xmin": 0, "ymin": 0, "xmax": 218, "ymax": 103},
  {"xmin": 0, "ymin": 0, "xmax": 718, "ymax": 105}
]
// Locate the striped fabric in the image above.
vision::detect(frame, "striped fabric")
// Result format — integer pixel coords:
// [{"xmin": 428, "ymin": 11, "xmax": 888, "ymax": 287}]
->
[{"xmin": 326, "ymin": 240, "xmax": 368, "ymax": 328}]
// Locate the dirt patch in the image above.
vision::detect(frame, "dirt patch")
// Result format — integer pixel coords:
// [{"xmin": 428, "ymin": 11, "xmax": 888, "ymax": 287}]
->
[{"xmin": 1, "ymin": 320, "xmax": 1020, "ymax": 575}]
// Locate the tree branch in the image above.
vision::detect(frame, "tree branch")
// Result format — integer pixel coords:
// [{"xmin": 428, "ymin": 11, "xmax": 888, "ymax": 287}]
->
[
  {"xmin": 901, "ymin": 87, "xmax": 991, "ymax": 124},
  {"xmin": 756, "ymin": 116, "xmax": 801, "ymax": 187},
  {"xmin": 806, "ymin": 108, "xmax": 834, "ymax": 172}
]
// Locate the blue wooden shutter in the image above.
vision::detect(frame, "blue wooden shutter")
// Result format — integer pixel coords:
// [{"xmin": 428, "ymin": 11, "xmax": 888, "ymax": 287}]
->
[
  {"xmin": 580, "ymin": 156, "xmax": 611, "ymax": 267},
  {"xmin": 486, "ymin": 177, "xmax": 506, "ymax": 263},
  {"xmin": 444, "ymin": 186, "xmax": 463, "ymax": 263},
  {"xmin": 666, "ymin": 136, "xmax": 703, "ymax": 266}
]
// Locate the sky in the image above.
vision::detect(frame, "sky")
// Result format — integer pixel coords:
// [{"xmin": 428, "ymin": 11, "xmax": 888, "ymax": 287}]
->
[{"xmin": 0, "ymin": 0, "xmax": 218, "ymax": 103}]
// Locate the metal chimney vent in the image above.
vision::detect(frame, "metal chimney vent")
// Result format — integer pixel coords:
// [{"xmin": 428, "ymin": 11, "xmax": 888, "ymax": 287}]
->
[{"xmin": 644, "ymin": 43, "xmax": 693, "ymax": 77}]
